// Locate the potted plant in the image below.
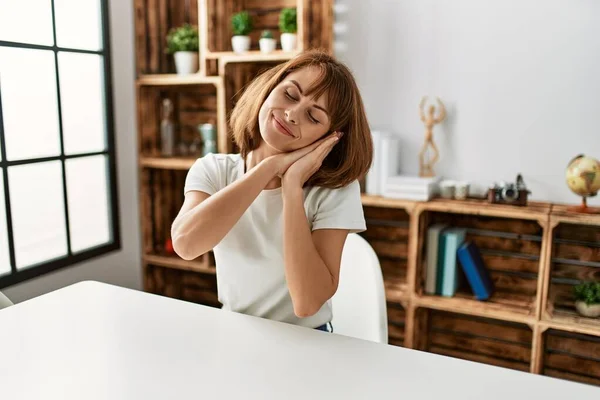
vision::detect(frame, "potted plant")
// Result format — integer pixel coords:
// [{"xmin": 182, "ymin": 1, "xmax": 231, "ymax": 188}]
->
[
  {"xmin": 574, "ymin": 281, "xmax": 600, "ymax": 318},
  {"xmin": 166, "ymin": 24, "xmax": 199, "ymax": 75},
  {"xmin": 279, "ymin": 7, "xmax": 297, "ymax": 52},
  {"xmin": 259, "ymin": 30, "xmax": 276, "ymax": 54},
  {"xmin": 231, "ymin": 11, "xmax": 252, "ymax": 54}
]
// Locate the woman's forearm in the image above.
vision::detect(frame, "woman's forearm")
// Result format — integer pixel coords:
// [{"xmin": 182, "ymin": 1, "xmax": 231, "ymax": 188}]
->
[
  {"xmin": 172, "ymin": 158, "xmax": 278, "ymax": 260},
  {"xmin": 282, "ymin": 187, "xmax": 335, "ymax": 317}
]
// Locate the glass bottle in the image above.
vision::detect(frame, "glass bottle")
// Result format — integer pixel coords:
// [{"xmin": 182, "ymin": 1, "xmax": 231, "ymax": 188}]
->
[
  {"xmin": 160, "ymin": 98, "xmax": 175, "ymax": 157},
  {"xmin": 199, "ymin": 120, "xmax": 217, "ymax": 156}
]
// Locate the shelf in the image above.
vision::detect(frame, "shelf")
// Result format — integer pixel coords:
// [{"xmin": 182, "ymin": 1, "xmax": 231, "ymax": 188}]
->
[
  {"xmin": 541, "ymin": 310, "xmax": 600, "ymax": 336},
  {"xmin": 550, "ymin": 203, "xmax": 600, "ymax": 225},
  {"xmin": 214, "ymin": 50, "xmax": 301, "ymax": 75},
  {"xmin": 414, "ymin": 293, "xmax": 536, "ymax": 325},
  {"xmin": 417, "ymin": 197, "xmax": 551, "ymax": 222},
  {"xmin": 361, "ymin": 194, "xmax": 418, "ymax": 213},
  {"xmin": 136, "ymin": 74, "xmax": 222, "ymax": 86},
  {"xmin": 206, "ymin": 50, "xmax": 299, "ymax": 61},
  {"xmin": 144, "ymin": 254, "xmax": 216, "ymax": 275},
  {"xmin": 384, "ymin": 282, "xmax": 409, "ymax": 305},
  {"xmin": 140, "ymin": 156, "xmax": 197, "ymax": 170}
]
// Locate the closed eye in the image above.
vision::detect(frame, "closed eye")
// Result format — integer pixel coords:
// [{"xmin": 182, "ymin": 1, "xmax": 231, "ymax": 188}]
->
[
  {"xmin": 308, "ymin": 112, "xmax": 320, "ymax": 124},
  {"xmin": 285, "ymin": 90, "xmax": 298, "ymax": 101}
]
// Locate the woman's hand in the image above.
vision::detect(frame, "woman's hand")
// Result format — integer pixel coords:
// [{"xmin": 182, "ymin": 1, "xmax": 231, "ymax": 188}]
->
[
  {"xmin": 282, "ymin": 132, "xmax": 342, "ymax": 189},
  {"xmin": 267, "ymin": 132, "xmax": 341, "ymax": 178}
]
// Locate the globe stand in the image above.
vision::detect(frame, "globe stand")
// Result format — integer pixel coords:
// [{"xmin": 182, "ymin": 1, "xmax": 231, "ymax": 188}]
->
[{"xmin": 568, "ymin": 196, "xmax": 600, "ymax": 214}]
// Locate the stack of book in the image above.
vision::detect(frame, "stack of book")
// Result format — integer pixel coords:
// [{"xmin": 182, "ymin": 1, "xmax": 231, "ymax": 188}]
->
[
  {"xmin": 365, "ymin": 130, "xmax": 399, "ymax": 196},
  {"xmin": 383, "ymin": 175, "xmax": 441, "ymax": 201},
  {"xmin": 424, "ymin": 224, "xmax": 494, "ymax": 300}
]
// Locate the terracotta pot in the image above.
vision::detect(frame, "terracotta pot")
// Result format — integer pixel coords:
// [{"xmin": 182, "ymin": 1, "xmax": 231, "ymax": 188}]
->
[{"xmin": 575, "ymin": 300, "xmax": 600, "ymax": 318}]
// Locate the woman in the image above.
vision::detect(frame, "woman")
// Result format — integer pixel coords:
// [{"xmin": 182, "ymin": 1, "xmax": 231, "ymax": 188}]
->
[{"xmin": 171, "ymin": 50, "xmax": 373, "ymax": 332}]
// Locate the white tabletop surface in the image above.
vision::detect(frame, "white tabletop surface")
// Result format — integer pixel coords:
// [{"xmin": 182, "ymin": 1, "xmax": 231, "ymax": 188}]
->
[{"xmin": 0, "ymin": 281, "xmax": 598, "ymax": 399}]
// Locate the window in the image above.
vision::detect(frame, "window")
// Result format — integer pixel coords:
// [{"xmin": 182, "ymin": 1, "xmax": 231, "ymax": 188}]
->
[{"xmin": 0, "ymin": 0, "xmax": 120, "ymax": 288}]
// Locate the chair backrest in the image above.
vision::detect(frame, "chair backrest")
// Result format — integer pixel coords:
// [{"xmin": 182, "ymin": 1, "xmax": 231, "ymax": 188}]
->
[
  {"xmin": 0, "ymin": 290, "xmax": 13, "ymax": 310},
  {"xmin": 330, "ymin": 233, "xmax": 388, "ymax": 344}
]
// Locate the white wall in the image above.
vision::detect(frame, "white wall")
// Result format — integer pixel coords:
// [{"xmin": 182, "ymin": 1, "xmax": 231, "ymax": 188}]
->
[
  {"xmin": 4, "ymin": 0, "xmax": 141, "ymax": 302},
  {"xmin": 335, "ymin": 0, "xmax": 600, "ymax": 205}
]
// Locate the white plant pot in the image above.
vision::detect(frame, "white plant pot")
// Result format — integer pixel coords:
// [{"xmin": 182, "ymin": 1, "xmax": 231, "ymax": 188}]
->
[
  {"xmin": 575, "ymin": 300, "xmax": 600, "ymax": 318},
  {"xmin": 259, "ymin": 38, "xmax": 276, "ymax": 54},
  {"xmin": 231, "ymin": 35, "xmax": 251, "ymax": 54},
  {"xmin": 173, "ymin": 51, "xmax": 198, "ymax": 75},
  {"xmin": 280, "ymin": 32, "xmax": 297, "ymax": 52}
]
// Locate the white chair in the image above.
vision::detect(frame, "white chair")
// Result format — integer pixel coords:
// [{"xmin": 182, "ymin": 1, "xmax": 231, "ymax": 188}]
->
[
  {"xmin": 330, "ymin": 233, "xmax": 388, "ymax": 344},
  {"xmin": 0, "ymin": 290, "xmax": 13, "ymax": 310}
]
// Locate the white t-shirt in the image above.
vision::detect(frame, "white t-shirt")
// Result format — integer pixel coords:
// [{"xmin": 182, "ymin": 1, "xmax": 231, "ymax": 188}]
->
[{"xmin": 183, "ymin": 153, "xmax": 366, "ymax": 328}]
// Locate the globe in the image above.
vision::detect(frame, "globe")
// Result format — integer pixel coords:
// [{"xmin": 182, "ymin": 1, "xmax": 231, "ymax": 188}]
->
[{"xmin": 566, "ymin": 154, "xmax": 600, "ymax": 212}]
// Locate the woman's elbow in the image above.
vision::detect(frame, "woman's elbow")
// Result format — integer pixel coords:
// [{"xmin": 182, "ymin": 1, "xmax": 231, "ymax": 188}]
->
[
  {"xmin": 172, "ymin": 234, "xmax": 197, "ymax": 261},
  {"xmin": 292, "ymin": 296, "xmax": 327, "ymax": 318}
]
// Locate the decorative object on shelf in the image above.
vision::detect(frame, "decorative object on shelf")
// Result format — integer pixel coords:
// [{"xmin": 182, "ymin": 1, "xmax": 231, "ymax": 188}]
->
[
  {"xmin": 279, "ymin": 7, "xmax": 297, "ymax": 52},
  {"xmin": 231, "ymin": 11, "xmax": 252, "ymax": 54},
  {"xmin": 573, "ymin": 281, "xmax": 600, "ymax": 318},
  {"xmin": 198, "ymin": 121, "xmax": 217, "ymax": 156},
  {"xmin": 166, "ymin": 23, "xmax": 199, "ymax": 75},
  {"xmin": 566, "ymin": 154, "xmax": 600, "ymax": 214},
  {"xmin": 439, "ymin": 180, "xmax": 456, "ymax": 199},
  {"xmin": 160, "ymin": 98, "xmax": 175, "ymax": 157},
  {"xmin": 366, "ymin": 130, "xmax": 399, "ymax": 196},
  {"xmin": 259, "ymin": 30, "xmax": 276, "ymax": 54},
  {"xmin": 418, "ymin": 96, "xmax": 446, "ymax": 177},
  {"xmin": 454, "ymin": 181, "xmax": 470, "ymax": 200},
  {"xmin": 165, "ymin": 238, "xmax": 175, "ymax": 255},
  {"xmin": 487, "ymin": 174, "xmax": 530, "ymax": 206}
]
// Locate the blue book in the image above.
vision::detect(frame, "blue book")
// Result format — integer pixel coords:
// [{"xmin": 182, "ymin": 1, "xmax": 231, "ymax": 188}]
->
[
  {"xmin": 440, "ymin": 228, "xmax": 467, "ymax": 297},
  {"xmin": 457, "ymin": 241, "xmax": 494, "ymax": 301}
]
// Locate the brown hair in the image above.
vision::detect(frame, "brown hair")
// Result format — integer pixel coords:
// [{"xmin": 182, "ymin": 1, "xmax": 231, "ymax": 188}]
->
[{"xmin": 229, "ymin": 49, "xmax": 373, "ymax": 189}]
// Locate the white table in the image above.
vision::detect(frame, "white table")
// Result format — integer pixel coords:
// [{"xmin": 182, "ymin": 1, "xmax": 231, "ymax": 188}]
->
[{"xmin": 0, "ymin": 281, "xmax": 598, "ymax": 399}]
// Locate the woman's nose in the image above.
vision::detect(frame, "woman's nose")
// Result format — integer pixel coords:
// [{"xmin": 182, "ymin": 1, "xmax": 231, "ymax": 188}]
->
[{"xmin": 285, "ymin": 109, "xmax": 297, "ymax": 124}]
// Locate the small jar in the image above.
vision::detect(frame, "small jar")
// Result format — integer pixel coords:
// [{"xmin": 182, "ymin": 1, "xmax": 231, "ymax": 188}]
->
[
  {"xmin": 439, "ymin": 180, "xmax": 456, "ymax": 199},
  {"xmin": 198, "ymin": 123, "xmax": 217, "ymax": 156},
  {"xmin": 454, "ymin": 181, "xmax": 470, "ymax": 200}
]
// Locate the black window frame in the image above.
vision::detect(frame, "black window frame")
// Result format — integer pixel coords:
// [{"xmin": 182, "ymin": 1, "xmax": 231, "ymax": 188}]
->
[{"xmin": 0, "ymin": 0, "xmax": 120, "ymax": 289}]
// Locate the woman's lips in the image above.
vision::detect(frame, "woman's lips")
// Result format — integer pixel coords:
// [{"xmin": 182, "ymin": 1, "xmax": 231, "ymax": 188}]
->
[{"xmin": 273, "ymin": 116, "xmax": 295, "ymax": 138}]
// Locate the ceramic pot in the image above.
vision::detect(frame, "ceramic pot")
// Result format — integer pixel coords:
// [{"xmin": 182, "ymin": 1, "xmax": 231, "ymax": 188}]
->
[
  {"xmin": 174, "ymin": 51, "xmax": 199, "ymax": 75},
  {"xmin": 280, "ymin": 32, "xmax": 297, "ymax": 52},
  {"xmin": 575, "ymin": 301, "xmax": 600, "ymax": 318},
  {"xmin": 231, "ymin": 35, "xmax": 250, "ymax": 53},
  {"xmin": 259, "ymin": 38, "xmax": 276, "ymax": 54}
]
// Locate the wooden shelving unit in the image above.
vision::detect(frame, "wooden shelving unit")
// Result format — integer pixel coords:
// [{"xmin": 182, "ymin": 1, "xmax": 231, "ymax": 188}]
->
[
  {"xmin": 133, "ymin": 0, "xmax": 599, "ymax": 388},
  {"xmin": 357, "ymin": 195, "xmax": 600, "ymax": 385}
]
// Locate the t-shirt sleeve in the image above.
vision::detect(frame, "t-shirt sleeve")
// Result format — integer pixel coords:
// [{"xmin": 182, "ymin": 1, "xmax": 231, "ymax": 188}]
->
[
  {"xmin": 311, "ymin": 180, "xmax": 366, "ymax": 233},
  {"xmin": 183, "ymin": 153, "xmax": 221, "ymax": 196}
]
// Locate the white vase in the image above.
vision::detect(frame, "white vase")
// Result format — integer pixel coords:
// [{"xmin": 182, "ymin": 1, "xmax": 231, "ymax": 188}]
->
[
  {"xmin": 173, "ymin": 51, "xmax": 198, "ymax": 75},
  {"xmin": 259, "ymin": 38, "xmax": 276, "ymax": 54},
  {"xmin": 231, "ymin": 35, "xmax": 250, "ymax": 54},
  {"xmin": 280, "ymin": 33, "xmax": 297, "ymax": 52},
  {"xmin": 575, "ymin": 300, "xmax": 600, "ymax": 318}
]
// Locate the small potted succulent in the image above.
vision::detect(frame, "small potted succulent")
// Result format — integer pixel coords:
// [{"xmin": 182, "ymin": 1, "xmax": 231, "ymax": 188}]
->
[
  {"xmin": 231, "ymin": 11, "xmax": 252, "ymax": 54},
  {"xmin": 279, "ymin": 7, "xmax": 297, "ymax": 52},
  {"xmin": 574, "ymin": 281, "xmax": 600, "ymax": 318},
  {"xmin": 166, "ymin": 24, "xmax": 199, "ymax": 75},
  {"xmin": 259, "ymin": 30, "xmax": 276, "ymax": 54}
]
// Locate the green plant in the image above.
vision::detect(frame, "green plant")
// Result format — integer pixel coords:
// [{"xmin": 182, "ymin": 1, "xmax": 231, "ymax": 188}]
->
[
  {"xmin": 261, "ymin": 29, "xmax": 274, "ymax": 39},
  {"xmin": 231, "ymin": 11, "xmax": 252, "ymax": 36},
  {"xmin": 279, "ymin": 8, "xmax": 297, "ymax": 33},
  {"xmin": 166, "ymin": 24, "xmax": 199, "ymax": 54},
  {"xmin": 574, "ymin": 281, "xmax": 600, "ymax": 305}
]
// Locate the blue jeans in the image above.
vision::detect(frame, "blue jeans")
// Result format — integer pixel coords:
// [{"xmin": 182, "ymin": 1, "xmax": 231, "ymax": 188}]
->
[{"xmin": 315, "ymin": 322, "xmax": 333, "ymax": 333}]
